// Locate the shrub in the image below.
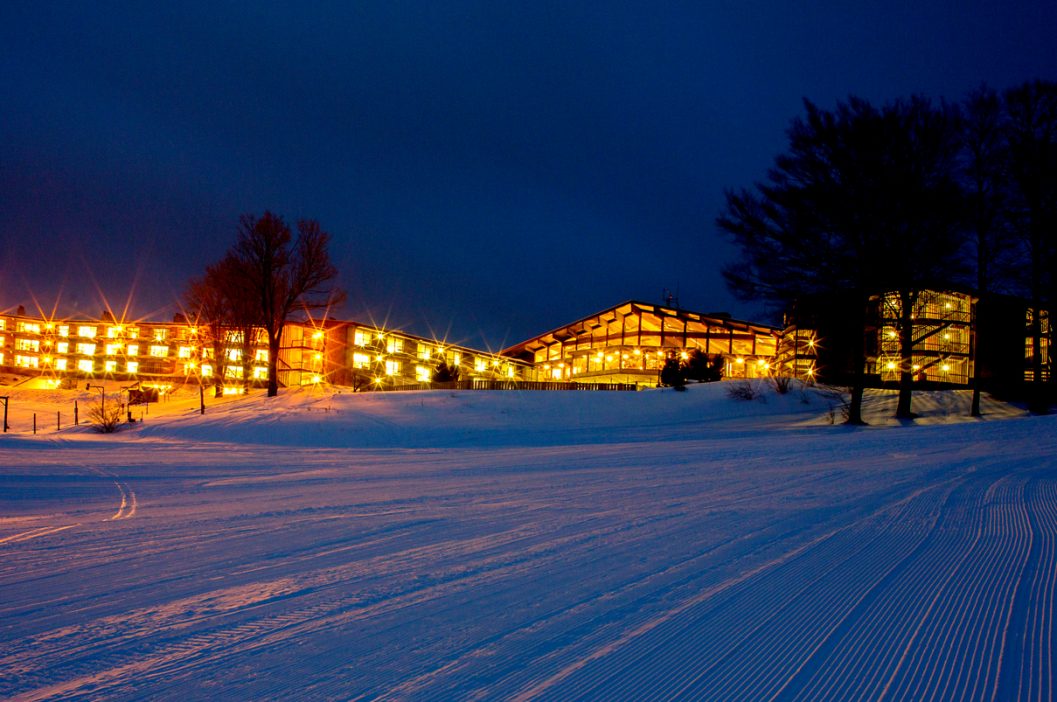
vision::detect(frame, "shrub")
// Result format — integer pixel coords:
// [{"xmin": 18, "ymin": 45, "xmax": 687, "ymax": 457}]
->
[
  {"xmin": 87, "ymin": 401, "xmax": 124, "ymax": 433},
  {"xmin": 685, "ymin": 350, "xmax": 724, "ymax": 382},
  {"xmin": 726, "ymin": 379, "xmax": 765, "ymax": 401},
  {"xmin": 432, "ymin": 360, "xmax": 461, "ymax": 383},
  {"xmin": 659, "ymin": 355, "xmax": 687, "ymax": 390},
  {"xmin": 772, "ymin": 375, "xmax": 794, "ymax": 394}
]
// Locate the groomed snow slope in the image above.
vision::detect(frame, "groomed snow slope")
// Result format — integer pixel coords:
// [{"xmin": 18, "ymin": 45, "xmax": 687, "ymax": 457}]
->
[{"xmin": 0, "ymin": 384, "xmax": 1053, "ymax": 700}]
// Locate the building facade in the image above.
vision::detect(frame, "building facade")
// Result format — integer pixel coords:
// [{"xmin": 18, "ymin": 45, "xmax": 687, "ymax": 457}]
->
[
  {"xmin": 501, "ymin": 301, "xmax": 782, "ymax": 386},
  {"xmin": 0, "ymin": 310, "xmax": 529, "ymax": 392}
]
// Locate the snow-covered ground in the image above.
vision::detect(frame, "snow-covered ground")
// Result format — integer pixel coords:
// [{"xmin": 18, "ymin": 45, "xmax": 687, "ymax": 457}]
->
[{"xmin": 0, "ymin": 381, "xmax": 1053, "ymax": 700}]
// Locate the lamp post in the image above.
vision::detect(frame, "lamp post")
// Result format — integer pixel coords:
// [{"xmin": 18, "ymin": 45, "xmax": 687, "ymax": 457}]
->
[{"xmin": 86, "ymin": 383, "xmax": 105, "ymax": 419}]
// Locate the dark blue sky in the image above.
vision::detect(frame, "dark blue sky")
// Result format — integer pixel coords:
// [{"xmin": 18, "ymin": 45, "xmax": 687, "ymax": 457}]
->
[{"xmin": 2, "ymin": 2, "xmax": 1055, "ymax": 350}]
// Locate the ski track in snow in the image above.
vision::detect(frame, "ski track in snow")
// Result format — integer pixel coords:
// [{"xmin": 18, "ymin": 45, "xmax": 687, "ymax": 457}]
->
[{"xmin": 0, "ymin": 388, "xmax": 1055, "ymax": 701}]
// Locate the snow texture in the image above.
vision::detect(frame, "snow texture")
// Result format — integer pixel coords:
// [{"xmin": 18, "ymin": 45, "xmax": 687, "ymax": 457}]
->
[{"xmin": 0, "ymin": 382, "xmax": 1053, "ymax": 700}]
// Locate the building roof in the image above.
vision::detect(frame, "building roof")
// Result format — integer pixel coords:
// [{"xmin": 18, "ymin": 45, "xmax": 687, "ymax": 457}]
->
[{"xmin": 501, "ymin": 300, "xmax": 780, "ymax": 357}]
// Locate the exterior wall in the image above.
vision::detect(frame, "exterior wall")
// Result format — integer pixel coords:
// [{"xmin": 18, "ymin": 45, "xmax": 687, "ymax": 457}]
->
[
  {"xmin": 502, "ymin": 302, "xmax": 781, "ymax": 387},
  {"xmin": 868, "ymin": 290, "xmax": 975, "ymax": 385},
  {"xmin": 0, "ymin": 311, "xmax": 529, "ymax": 391},
  {"xmin": 339, "ymin": 322, "xmax": 527, "ymax": 389}
]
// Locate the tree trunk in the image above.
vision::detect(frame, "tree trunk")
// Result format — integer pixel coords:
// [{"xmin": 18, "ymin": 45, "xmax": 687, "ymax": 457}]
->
[
  {"xmin": 846, "ymin": 295, "xmax": 869, "ymax": 426},
  {"xmin": 895, "ymin": 291, "xmax": 916, "ymax": 420},
  {"xmin": 267, "ymin": 331, "xmax": 281, "ymax": 397}
]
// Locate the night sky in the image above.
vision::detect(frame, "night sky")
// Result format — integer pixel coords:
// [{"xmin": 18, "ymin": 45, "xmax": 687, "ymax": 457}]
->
[{"xmin": 2, "ymin": 2, "xmax": 1055, "ymax": 350}]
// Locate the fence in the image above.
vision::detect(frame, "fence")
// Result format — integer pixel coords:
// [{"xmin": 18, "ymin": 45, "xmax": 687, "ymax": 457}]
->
[{"xmin": 380, "ymin": 379, "xmax": 638, "ymax": 393}]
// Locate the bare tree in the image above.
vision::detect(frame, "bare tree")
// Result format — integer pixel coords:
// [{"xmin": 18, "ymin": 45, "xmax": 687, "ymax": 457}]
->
[
  {"xmin": 1004, "ymin": 80, "xmax": 1057, "ymax": 414},
  {"xmin": 231, "ymin": 212, "xmax": 342, "ymax": 397}
]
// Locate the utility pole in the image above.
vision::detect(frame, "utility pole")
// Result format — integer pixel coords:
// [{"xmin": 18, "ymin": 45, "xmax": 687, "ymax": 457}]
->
[{"xmin": 1, "ymin": 396, "xmax": 8, "ymax": 432}]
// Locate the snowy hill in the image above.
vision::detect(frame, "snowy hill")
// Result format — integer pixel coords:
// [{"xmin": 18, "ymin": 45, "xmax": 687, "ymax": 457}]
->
[{"xmin": 1, "ymin": 382, "xmax": 1053, "ymax": 700}]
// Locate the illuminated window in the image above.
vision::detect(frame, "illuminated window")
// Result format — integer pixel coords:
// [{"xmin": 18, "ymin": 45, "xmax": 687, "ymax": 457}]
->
[
  {"xmin": 15, "ymin": 354, "xmax": 39, "ymax": 368},
  {"xmin": 201, "ymin": 364, "xmax": 212, "ymax": 377},
  {"xmin": 178, "ymin": 346, "xmax": 193, "ymax": 359},
  {"xmin": 77, "ymin": 359, "xmax": 94, "ymax": 373},
  {"xmin": 126, "ymin": 344, "xmax": 139, "ymax": 356},
  {"xmin": 58, "ymin": 325, "xmax": 69, "ymax": 337},
  {"xmin": 78, "ymin": 326, "xmax": 97, "ymax": 338},
  {"xmin": 0, "ymin": 319, "xmax": 5, "ymax": 330},
  {"xmin": 551, "ymin": 367, "xmax": 562, "ymax": 380},
  {"xmin": 418, "ymin": 344, "xmax": 431, "ymax": 360},
  {"xmin": 452, "ymin": 352, "xmax": 461, "ymax": 365},
  {"xmin": 254, "ymin": 349, "xmax": 268, "ymax": 362},
  {"xmin": 76, "ymin": 342, "xmax": 96, "ymax": 356},
  {"xmin": 55, "ymin": 358, "xmax": 67, "ymax": 371},
  {"xmin": 104, "ymin": 360, "xmax": 117, "ymax": 373},
  {"xmin": 416, "ymin": 365, "xmax": 431, "ymax": 382},
  {"xmin": 252, "ymin": 366, "xmax": 268, "ymax": 379},
  {"xmin": 105, "ymin": 343, "xmax": 122, "ymax": 356},
  {"xmin": 0, "ymin": 335, "xmax": 4, "ymax": 347},
  {"xmin": 107, "ymin": 326, "xmax": 124, "ymax": 338},
  {"xmin": 353, "ymin": 329, "xmax": 369, "ymax": 347},
  {"xmin": 353, "ymin": 352, "xmax": 370, "ymax": 369},
  {"xmin": 126, "ymin": 361, "xmax": 138, "ymax": 374},
  {"xmin": 386, "ymin": 337, "xmax": 404, "ymax": 353},
  {"xmin": 15, "ymin": 338, "xmax": 40, "ymax": 352},
  {"xmin": 149, "ymin": 345, "xmax": 169, "ymax": 358},
  {"xmin": 385, "ymin": 360, "xmax": 400, "ymax": 376},
  {"xmin": 506, "ymin": 366, "xmax": 515, "ymax": 378},
  {"xmin": 474, "ymin": 358, "xmax": 487, "ymax": 372},
  {"xmin": 17, "ymin": 321, "xmax": 41, "ymax": 334},
  {"xmin": 227, "ymin": 348, "xmax": 242, "ymax": 362},
  {"xmin": 126, "ymin": 327, "xmax": 139, "ymax": 339},
  {"xmin": 225, "ymin": 365, "xmax": 243, "ymax": 379},
  {"xmin": 153, "ymin": 328, "xmax": 167, "ymax": 341},
  {"xmin": 0, "ymin": 352, "xmax": 4, "ymax": 365}
]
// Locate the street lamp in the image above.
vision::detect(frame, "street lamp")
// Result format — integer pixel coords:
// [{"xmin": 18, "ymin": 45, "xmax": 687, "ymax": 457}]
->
[{"xmin": 86, "ymin": 383, "xmax": 105, "ymax": 419}]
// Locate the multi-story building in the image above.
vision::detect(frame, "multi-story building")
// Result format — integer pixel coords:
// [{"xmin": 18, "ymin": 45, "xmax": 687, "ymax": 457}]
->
[
  {"xmin": 501, "ymin": 300, "xmax": 782, "ymax": 386},
  {"xmin": 0, "ymin": 310, "xmax": 528, "ymax": 391}
]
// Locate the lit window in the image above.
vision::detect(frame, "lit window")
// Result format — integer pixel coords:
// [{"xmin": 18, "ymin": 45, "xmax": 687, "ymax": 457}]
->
[
  {"xmin": 105, "ymin": 343, "xmax": 122, "ymax": 356},
  {"xmin": 17, "ymin": 321, "xmax": 41, "ymax": 334},
  {"xmin": 76, "ymin": 342, "xmax": 96, "ymax": 356},
  {"xmin": 225, "ymin": 330, "xmax": 243, "ymax": 343},
  {"xmin": 254, "ymin": 349, "xmax": 268, "ymax": 362},
  {"xmin": 418, "ymin": 345, "xmax": 431, "ymax": 360},
  {"xmin": 475, "ymin": 358, "xmax": 487, "ymax": 372},
  {"xmin": 252, "ymin": 366, "xmax": 268, "ymax": 379},
  {"xmin": 416, "ymin": 365, "xmax": 431, "ymax": 382},
  {"xmin": 201, "ymin": 364, "xmax": 212, "ymax": 377},
  {"xmin": 126, "ymin": 327, "xmax": 139, "ymax": 339},
  {"xmin": 386, "ymin": 338, "xmax": 404, "ymax": 353},
  {"xmin": 153, "ymin": 329, "xmax": 167, "ymax": 341},
  {"xmin": 0, "ymin": 319, "xmax": 5, "ymax": 330},
  {"xmin": 227, "ymin": 348, "xmax": 242, "ymax": 362},
  {"xmin": 126, "ymin": 361, "xmax": 138, "ymax": 374},
  {"xmin": 551, "ymin": 367, "xmax": 562, "ymax": 380},
  {"xmin": 452, "ymin": 352, "xmax": 461, "ymax": 365},
  {"xmin": 57, "ymin": 325, "xmax": 69, "ymax": 337},
  {"xmin": 78, "ymin": 326, "xmax": 96, "ymax": 338},
  {"xmin": 77, "ymin": 359, "xmax": 94, "ymax": 373},
  {"xmin": 107, "ymin": 326, "xmax": 124, "ymax": 338},
  {"xmin": 104, "ymin": 360, "xmax": 117, "ymax": 373},
  {"xmin": 149, "ymin": 345, "xmax": 169, "ymax": 358},
  {"xmin": 55, "ymin": 358, "xmax": 68, "ymax": 371},
  {"xmin": 353, "ymin": 330, "xmax": 369, "ymax": 347},
  {"xmin": 126, "ymin": 344, "xmax": 139, "ymax": 356},
  {"xmin": 353, "ymin": 352, "xmax": 370, "ymax": 369},
  {"xmin": 225, "ymin": 366, "xmax": 244, "ymax": 379},
  {"xmin": 178, "ymin": 346, "xmax": 193, "ymax": 359},
  {"xmin": 15, "ymin": 355, "xmax": 39, "ymax": 368},
  {"xmin": 385, "ymin": 360, "xmax": 400, "ymax": 376},
  {"xmin": 0, "ymin": 335, "xmax": 4, "ymax": 347},
  {"xmin": 506, "ymin": 366, "xmax": 515, "ymax": 378},
  {"xmin": 15, "ymin": 338, "xmax": 40, "ymax": 352}
]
